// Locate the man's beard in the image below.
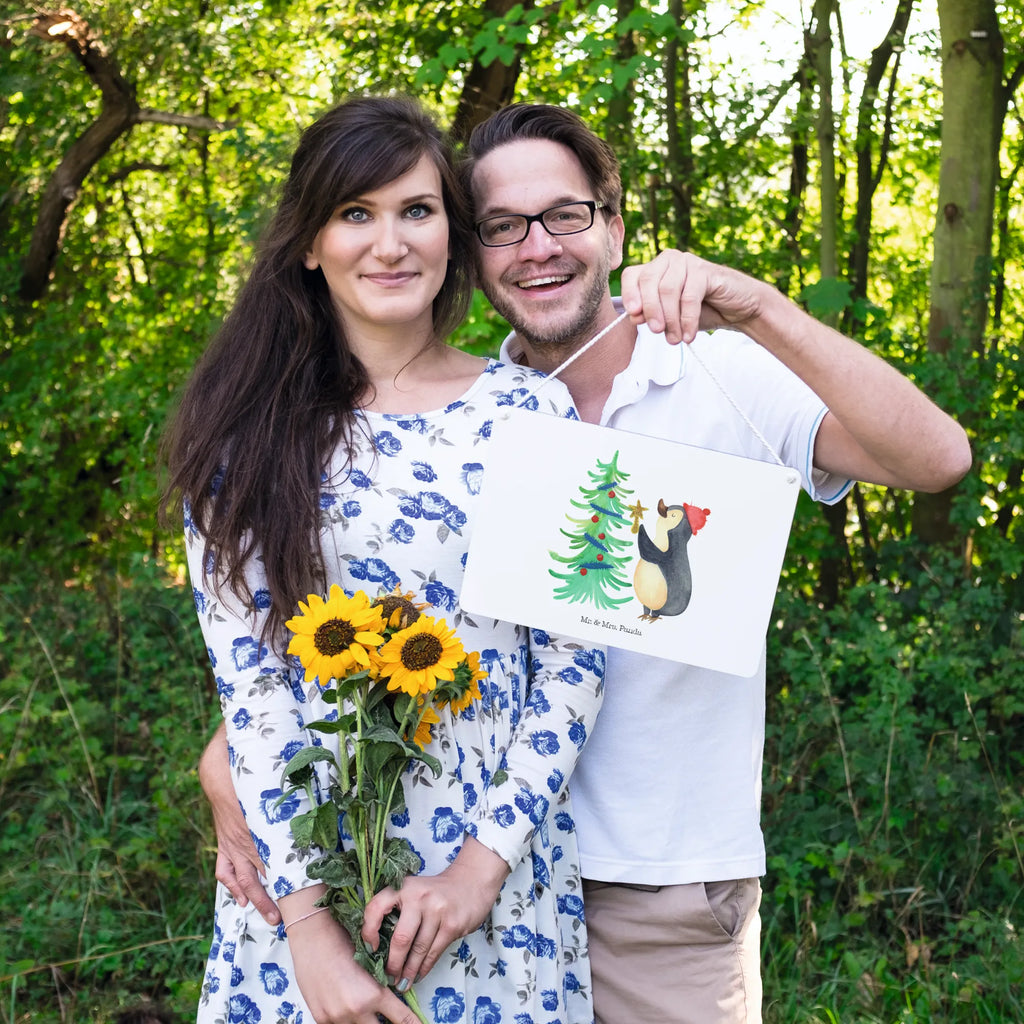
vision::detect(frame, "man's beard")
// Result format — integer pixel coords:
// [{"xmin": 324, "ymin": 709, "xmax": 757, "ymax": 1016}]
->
[{"xmin": 481, "ymin": 257, "xmax": 612, "ymax": 355}]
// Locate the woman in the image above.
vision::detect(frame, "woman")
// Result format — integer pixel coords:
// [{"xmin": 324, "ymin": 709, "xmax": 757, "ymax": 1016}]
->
[{"xmin": 162, "ymin": 96, "xmax": 605, "ymax": 1024}]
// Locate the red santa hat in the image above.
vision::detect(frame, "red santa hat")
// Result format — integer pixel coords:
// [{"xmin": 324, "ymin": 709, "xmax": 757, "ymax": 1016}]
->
[{"xmin": 683, "ymin": 503, "xmax": 711, "ymax": 534}]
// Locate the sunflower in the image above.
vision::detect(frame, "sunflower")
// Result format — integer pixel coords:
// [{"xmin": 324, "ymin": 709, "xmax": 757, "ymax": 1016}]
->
[
  {"xmin": 407, "ymin": 702, "xmax": 441, "ymax": 749},
  {"xmin": 447, "ymin": 650, "xmax": 486, "ymax": 715},
  {"xmin": 376, "ymin": 615, "xmax": 466, "ymax": 697},
  {"xmin": 285, "ymin": 585, "xmax": 386, "ymax": 683},
  {"xmin": 372, "ymin": 585, "xmax": 428, "ymax": 630}
]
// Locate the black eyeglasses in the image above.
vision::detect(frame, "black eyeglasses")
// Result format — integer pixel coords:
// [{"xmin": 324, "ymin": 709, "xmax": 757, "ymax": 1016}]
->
[{"xmin": 474, "ymin": 200, "xmax": 607, "ymax": 247}]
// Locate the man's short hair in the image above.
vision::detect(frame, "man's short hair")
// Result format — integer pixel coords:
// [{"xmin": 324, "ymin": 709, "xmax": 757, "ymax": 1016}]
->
[{"xmin": 463, "ymin": 104, "xmax": 623, "ymax": 217}]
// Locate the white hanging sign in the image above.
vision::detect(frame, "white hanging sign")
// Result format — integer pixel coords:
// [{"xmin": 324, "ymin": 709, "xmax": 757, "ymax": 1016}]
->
[{"xmin": 461, "ymin": 408, "xmax": 801, "ymax": 676}]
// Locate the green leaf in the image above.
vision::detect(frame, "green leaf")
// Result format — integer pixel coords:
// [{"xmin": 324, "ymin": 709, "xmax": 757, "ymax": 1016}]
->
[
  {"xmin": 800, "ymin": 277, "xmax": 853, "ymax": 319},
  {"xmin": 308, "ymin": 848, "xmax": 362, "ymax": 889},
  {"xmin": 311, "ymin": 801, "xmax": 341, "ymax": 850},
  {"xmin": 281, "ymin": 745, "xmax": 337, "ymax": 786}
]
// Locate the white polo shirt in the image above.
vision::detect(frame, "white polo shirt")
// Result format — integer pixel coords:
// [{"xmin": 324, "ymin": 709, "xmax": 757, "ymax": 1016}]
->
[{"xmin": 500, "ymin": 310, "xmax": 851, "ymax": 885}]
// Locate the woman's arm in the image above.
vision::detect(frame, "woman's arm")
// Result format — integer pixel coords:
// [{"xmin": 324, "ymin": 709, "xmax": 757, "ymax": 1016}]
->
[{"xmin": 365, "ymin": 629, "xmax": 606, "ymax": 989}]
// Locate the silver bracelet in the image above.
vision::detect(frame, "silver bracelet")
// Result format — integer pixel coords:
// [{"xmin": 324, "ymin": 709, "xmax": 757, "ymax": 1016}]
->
[{"xmin": 283, "ymin": 905, "xmax": 329, "ymax": 932}]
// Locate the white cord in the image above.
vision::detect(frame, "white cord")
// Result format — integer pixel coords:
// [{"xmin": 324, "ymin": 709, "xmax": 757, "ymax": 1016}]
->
[{"xmin": 513, "ymin": 313, "xmax": 787, "ymax": 467}]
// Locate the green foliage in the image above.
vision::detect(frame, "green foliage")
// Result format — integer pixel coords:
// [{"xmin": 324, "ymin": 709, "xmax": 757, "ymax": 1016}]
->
[
  {"xmin": 762, "ymin": 538, "xmax": 1024, "ymax": 1023},
  {"xmin": 0, "ymin": 552, "xmax": 215, "ymax": 1022},
  {"xmin": 1, "ymin": 0, "xmax": 1022, "ymax": 1020}
]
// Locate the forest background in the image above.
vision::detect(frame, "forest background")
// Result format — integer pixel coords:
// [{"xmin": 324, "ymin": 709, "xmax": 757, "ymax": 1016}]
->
[{"xmin": 1, "ymin": 0, "xmax": 1021, "ymax": 1021}]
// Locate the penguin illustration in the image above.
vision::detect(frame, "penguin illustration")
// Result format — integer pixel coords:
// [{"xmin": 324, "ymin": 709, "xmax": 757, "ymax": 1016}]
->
[{"xmin": 632, "ymin": 499, "xmax": 710, "ymax": 620}]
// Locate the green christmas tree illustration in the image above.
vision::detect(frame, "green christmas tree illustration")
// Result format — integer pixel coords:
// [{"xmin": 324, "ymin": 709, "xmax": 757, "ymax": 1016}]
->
[{"xmin": 549, "ymin": 451, "xmax": 636, "ymax": 609}]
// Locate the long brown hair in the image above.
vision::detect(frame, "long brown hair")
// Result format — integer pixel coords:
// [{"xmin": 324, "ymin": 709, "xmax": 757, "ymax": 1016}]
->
[{"xmin": 161, "ymin": 96, "xmax": 474, "ymax": 645}]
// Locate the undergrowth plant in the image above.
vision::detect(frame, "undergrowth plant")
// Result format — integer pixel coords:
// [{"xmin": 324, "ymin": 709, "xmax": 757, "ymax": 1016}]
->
[{"xmin": 0, "ymin": 553, "xmax": 216, "ymax": 1023}]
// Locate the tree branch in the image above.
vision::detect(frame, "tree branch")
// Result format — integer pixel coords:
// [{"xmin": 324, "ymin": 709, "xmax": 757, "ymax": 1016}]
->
[{"xmin": 18, "ymin": 9, "xmax": 237, "ymax": 302}]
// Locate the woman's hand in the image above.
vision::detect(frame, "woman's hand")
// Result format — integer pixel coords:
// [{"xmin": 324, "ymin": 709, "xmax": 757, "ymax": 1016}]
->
[
  {"xmin": 361, "ymin": 836, "xmax": 510, "ymax": 990},
  {"xmin": 282, "ymin": 891, "xmax": 422, "ymax": 1024}
]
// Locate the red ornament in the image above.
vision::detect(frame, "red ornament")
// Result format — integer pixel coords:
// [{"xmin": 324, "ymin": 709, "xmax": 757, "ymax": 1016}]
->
[
  {"xmin": 591, "ymin": 515, "xmax": 599, "ymax": 523},
  {"xmin": 597, "ymin": 554, "xmax": 604, "ymax": 561},
  {"xmin": 598, "ymin": 533, "xmax": 605, "ymax": 540},
  {"xmin": 579, "ymin": 568, "xmax": 588, "ymax": 576},
  {"xmin": 608, "ymin": 490, "xmax": 616, "ymax": 497}
]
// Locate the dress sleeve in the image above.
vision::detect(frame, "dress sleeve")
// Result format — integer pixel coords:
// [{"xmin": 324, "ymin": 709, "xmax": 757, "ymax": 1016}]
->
[
  {"xmin": 465, "ymin": 630, "xmax": 605, "ymax": 872},
  {"xmin": 185, "ymin": 510, "xmax": 324, "ymax": 898}
]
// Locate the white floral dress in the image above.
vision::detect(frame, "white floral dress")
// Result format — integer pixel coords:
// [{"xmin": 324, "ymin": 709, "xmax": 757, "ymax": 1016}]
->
[{"xmin": 188, "ymin": 360, "xmax": 605, "ymax": 1024}]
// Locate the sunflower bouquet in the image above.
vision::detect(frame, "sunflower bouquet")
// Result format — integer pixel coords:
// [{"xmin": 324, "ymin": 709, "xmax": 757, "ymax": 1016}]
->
[{"xmin": 279, "ymin": 583, "xmax": 485, "ymax": 1020}]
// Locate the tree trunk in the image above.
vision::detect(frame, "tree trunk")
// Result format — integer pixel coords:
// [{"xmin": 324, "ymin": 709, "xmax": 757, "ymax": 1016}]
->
[
  {"xmin": 450, "ymin": 0, "xmax": 535, "ymax": 144},
  {"xmin": 912, "ymin": 0, "xmax": 1003, "ymax": 544},
  {"xmin": 19, "ymin": 11, "xmax": 139, "ymax": 301},
  {"xmin": 807, "ymin": 0, "xmax": 838, "ymax": 283},
  {"xmin": 848, "ymin": 0, "xmax": 913, "ymax": 311},
  {"xmin": 664, "ymin": 0, "xmax": 693, "ymax": 247}
]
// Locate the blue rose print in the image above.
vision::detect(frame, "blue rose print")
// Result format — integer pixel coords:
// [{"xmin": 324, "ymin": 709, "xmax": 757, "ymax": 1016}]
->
[
  {"xmin": 541, "ymin": 989, "xmax": 558, "ymax": 1011},
  {"xmin": 412, "ymin": 461, "xmax": 437, "ymax": 481},
  {"xmin": 193, "ymin": 587, "xmax": 208, "ymax": 613},
  {"xmin": 492, "ymin": 804, "xmax": 516, "ymax": 828},
  {"xmin": 232, "ymin": 708, "xmax": 251, "ymax": 730},
  {"xmin": 556, "ymin": 894, "xmax": 585, "ymax": 922},
  {"xmin": 545, "ymin": 769, "xmax": 564, "ymax": 794},
  {"xmin": 231, "ymin": 636, "xmax": 265, "ymax": 671},
  {"xmin": 500, "ymin": 924, "xmax": 535, "ymax": 951},
  {"xmin": 515, "ymin": 790, "xmax": 549, "ymax": 826},
  {"xmin": 279, "ymin": 739, "xmax": 303, "ymax": 762},
  {"xmin": 430, "ymin": 807, "xmax": 464, "ymax": 844},
  {"xmin": 531, "ymin": 628, "xmax": 550, "ymax": 646},
  {"xmin": 534, "ymin": 934, "xmax": 557, "ymax": 959},
  {"xmin": 568, "ymin": 721, "xmax": 587, "ymax": 749},
  {"xmin": 272, "ymin": 877, "xmax": 293, "ymax": 898},
  {"xmin": 395, "ymin": 415, "xmax": 429, "ymax": 434},
  {"xmin": 529, "ymin": 730, "xmax": 560, "ymax": 756},
  {"xmin": 443, "ymin": 503, "xmax": 467, "ymax": 530},
  {"xmin": 260, "ymin": 788, "xmax": 299, "ymax": 824},
  {"xmin": 461, "ymin": 463, "xmax": 484, "ymax": 494},
  {"xmin": 531, "ymin": 852, "xmax": 551, "ymax": 890},
  {"xmin": 573, "ymin": 647, "xmax": 605, "ymax": 674},
  {"xmin": 259, "ymin": 963, "xmax": 289, "ymax": 996},
  {"xmin": 558, "ymin": 666, "xmax": 583, "ymax": 685},
  {"xmin": 526, "ymin": 690, "xmax": 551, "ymax": 715},
  {"xmin": 318, "ymin": 493, "xmax": 336, "ymax": 509},
  {"xmin": 253, "ymin": 589, "xmax": 272, "ymax": 611},
  {"xmin": 374, "ymin": 430, "xmax": 403, "ymax": 456},
  {"xmin": 342, "ymin": 499, "xmax": 362, "ymax": 517},
  {"xmin": 424, "ymin": 579, "xmax": 457, "ymax": 611},
  {"xmin": 347, "ymin": 557, "xmax": 399, "ymax": 591},
  {"xmin": 431, "ymin": 987, "xmax": 466, "ymax": 1023},
  {"xmin": 564, "ymin": 970, "xmax": 582, "ymax": 993},
  {"xmin": 348, "ymin": 468, "xmax": 373, "ymax": 489},
  {"xmin": 230, "ymin": 965, "xmax": 244, "ymax": 987},
  {"xmin": 389, "ymin": 519, "xmax": 415, "ymax": 543},
  {"xmin": 554, "ymin": 811, "xmax": 574, "ymax": 832},
  {"xmin": 473, "ymin": 996, "xmax": 503, "ymax": 1024},
  {"xmin": 419, "ymin": 491, "xmax": 449, "ymax": 520},
  {"xmin": 478, "ymin": 419, "xmax": 493, "ymax": 440},
  {"xmin": 227, "ymin": 994, "xmax": 261, "ymax": 1023},
  {"xmin": 221, "ymin": 940, "xmax": 236, "ymax": 963},
  {"xmin": 250, "ymin": 833, "xmax": 270, "ymax": 865}
]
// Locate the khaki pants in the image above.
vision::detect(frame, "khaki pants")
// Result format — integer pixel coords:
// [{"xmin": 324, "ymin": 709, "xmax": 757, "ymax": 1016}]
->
[{"xmin": 582, "ymin": 878, "xmax": 762, "ymax": 1024}]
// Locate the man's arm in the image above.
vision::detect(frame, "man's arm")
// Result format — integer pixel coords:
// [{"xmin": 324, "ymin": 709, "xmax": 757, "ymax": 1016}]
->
[
  {"xmin": 198, "ymin": 721, "xmax": 282, "ymax": 925},
  {"xmin": 621, "ymin": 251, "xmax": 972, "ymax": 492}
]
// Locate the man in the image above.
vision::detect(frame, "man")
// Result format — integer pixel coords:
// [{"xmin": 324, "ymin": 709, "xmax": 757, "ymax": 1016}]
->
[{"xmin": 201, "ymin": 105, "xmax": 970, "ymax": 1022}]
